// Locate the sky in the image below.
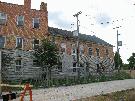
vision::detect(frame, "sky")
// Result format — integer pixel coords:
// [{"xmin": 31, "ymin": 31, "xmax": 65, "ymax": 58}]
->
[{"xmin": 1, "ymin": 0, "xmax": 135, "ymax": 63}]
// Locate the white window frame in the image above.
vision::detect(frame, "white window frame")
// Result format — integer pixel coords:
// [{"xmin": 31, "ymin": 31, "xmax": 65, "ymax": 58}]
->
[
  {"xmin": 15, "ymin": 60, "xmax": 22, "ymax": 72},
  {"xmin": 0, "ymin": 12, "xmax": 7, "ymax": 25},
  {"xmin": 16, "ymin": 37, "xmax": 23, "ymax": 49},
  {"xmin": 32, "ymin": 18, "xmax": 40, "ymax": 28},
  {"xmin": 32, "ymin": 39, "xmax": 40, "ymax": 49},
  {"xmin": 17, "ymin": 15, "xmax": 24, "ymax": 26},
  {"xmin": 0, "ymin": 36, "xmax": 6, "ymax": 48}
]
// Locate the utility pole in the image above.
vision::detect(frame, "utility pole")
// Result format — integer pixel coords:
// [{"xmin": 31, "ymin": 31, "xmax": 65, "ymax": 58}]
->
[
  {"xmin": 113, "ymin": 26, "xmax": 122, "ymax": 72},
  {"xmin": 115, "ymin": 26, "xmax": 122, "ymax": 72},
  {"xmin": 0, "ymin": 50, "xmax": 1, "ymax": 95},
  {"xmin": 117, "ymin": 29, "xmax": 120, "ymax": 72},
  {"xmin": 73, "ymin": 11, "xmax": 82, "ymax": 67}
]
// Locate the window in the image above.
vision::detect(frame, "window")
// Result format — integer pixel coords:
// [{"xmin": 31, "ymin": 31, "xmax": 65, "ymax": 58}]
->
[
  {"xmin": 33, "ymin": 39, "xmax": 39, "ymax": 49},
  {"xmin": 16, "ymin": 37, "xmax": 23, "ymax": 49},
  {"xmin": 106, "ymin": 49, "xmax": 109, "ymax": 55},
  {"xmin": 80, "ymin": 45, "xmax": 84, "ymax": 55},
  {"xmin": 33, "ymin": 18, "xmax": 39, "ymax": 28},
  {"xmin": 15, "ymin": 60, "xmax": 22, "ymax": 71},
  {"xmin": 72, "ymin": 48, "xmax": 76, "ymax": 54},
  {"xmin": 17, "ymin": 15, "xmax": 24, "ymax": 26},
  {"xmin": 96, "ymin": 48, "xmax": 100, "ymax": 56},
  {"xmin": 60, "ymin": 43, "xmax": 66, "ymax": 54},
  {"xmin": 88, "ymin": 48, "xmax": 93, "ymax": 56},
  {"xmin": 72, "ymin": 55, "xmax": 77, "ymax": 67},
  {"xmin": 33, "ymin": 60, "xmax": 39, "ymax": 67},
  {"xmin": 73, "ymin": 68, "xmax": 76, "ymax": 72},
  {"xmin": 72, "ymin": 44, "xmax": 76, "ymax": 54},
  {"xmin": 0, "ymin": 12, "xmax": 7, "ymax": 25},
  {"xmin": 0, "ymin": 36, "xmax": 5, "ymax": 49}
]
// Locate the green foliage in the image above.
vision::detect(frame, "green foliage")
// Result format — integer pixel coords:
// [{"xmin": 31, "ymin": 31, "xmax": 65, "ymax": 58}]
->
[
  {"xmin": 33, "ymin": 39, "xmax": 60, "ymax": 87},
  {"xmin": 34, "ymin": 39, "xmax": 59, "ymax": 68},
  {"xmin": 122, "ymin": 63, "xmax": 129, "ymax": 70},
  {"xmin": 114, "ymin": 52, "xmax": 123, "ymax": 69},
  {"xmin": 2, "ymin": 86, "xmax": 22, "ymax": 92},
  {"xmin": 83, "ymin": 89, "xmax": 135, "ymax": 101},
  {"xmin": 127, "ymin": 53, "xmax": 135, "ymax": 70},
  {"xmin": 111, "ymin": 71, "xmax": 131, "ymax": 80},
  {"xmin": 1, "ymin": 51, "xmax": 13, "ymax": 83},
  {"xmin": 1, "ymin": 51, "xmax": 13, "ymax": 67},
  {"xmin": 13, "ymin": 71, "xmax": 132, "ymax": 89}
]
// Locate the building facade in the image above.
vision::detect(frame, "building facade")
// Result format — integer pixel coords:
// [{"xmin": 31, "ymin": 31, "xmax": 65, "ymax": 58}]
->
[
  {"xmin": 49, "ymin": 27, "xmax": 114, "ymax": 59},
  {"xmin": 0, "ymin": 0, "xmax": 48, "ymax": 50},
  {"xmin": 0, "ymin": 0, "xmax": 48, "ymax": 81},
  {"xmin": 0, "ymin": 0, "xmax": 114, "ymax": 81},
  {"xmin": 49, "ymin": 27, "xmax": 114, "ymax": 76}
]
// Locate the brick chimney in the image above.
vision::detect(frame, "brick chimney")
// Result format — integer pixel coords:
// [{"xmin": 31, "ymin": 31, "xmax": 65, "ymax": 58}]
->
[
  {"xmin": 24, "ymin": 0, "xmax": 31, "ymax": 12},
  {"xmin": 40, "ymin": 2, "xmax": 47, "ymax": 11}
]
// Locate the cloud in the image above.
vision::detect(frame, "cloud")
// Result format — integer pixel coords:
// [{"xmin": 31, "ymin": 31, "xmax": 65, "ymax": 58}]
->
[
  {"xmin": 48, "ymin": 11, "xmax": 72, "ymax": 30},
  {"xmin": 96, "ymin": 13, "xmax": 111, "ymax": 27}
]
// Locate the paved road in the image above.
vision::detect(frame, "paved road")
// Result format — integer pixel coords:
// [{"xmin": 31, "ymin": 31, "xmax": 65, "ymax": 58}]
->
[{"xmin": 13, "ymin": 79, "xmax": 135, "ymax": 101}]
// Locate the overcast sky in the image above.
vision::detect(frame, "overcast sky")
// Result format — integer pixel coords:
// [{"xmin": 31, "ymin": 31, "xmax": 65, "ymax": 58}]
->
[{"xmin": 1, "ymin": 0, "xmax": 135, "ymax": 63}]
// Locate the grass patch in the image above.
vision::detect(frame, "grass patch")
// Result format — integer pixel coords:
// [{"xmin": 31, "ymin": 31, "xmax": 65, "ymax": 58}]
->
[{"xmin": 74, "ymin": 89, "xmax": 135, "ymax": 101}]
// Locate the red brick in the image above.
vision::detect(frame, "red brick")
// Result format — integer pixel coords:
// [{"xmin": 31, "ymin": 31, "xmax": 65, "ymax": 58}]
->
[{"xmin": 0, "ymin": 0, "xmax": 48, "ymax": 50}]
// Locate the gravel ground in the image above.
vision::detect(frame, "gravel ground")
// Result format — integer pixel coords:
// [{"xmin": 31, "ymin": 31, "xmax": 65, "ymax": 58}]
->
[{"xmin": 13, "ymin": 79, "xmax": 135, "ymax": 101}]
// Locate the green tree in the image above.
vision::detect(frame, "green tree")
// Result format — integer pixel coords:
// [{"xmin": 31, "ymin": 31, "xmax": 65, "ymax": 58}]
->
[
  {"xmin": 1, "ymin": 51, "xmax": 13, "ymax": 83},
  {"xmin": 33, "ymin": 39, "xmax": 59, "ymax": 87},
  {"xmin": 114, "ymin": 52, "xmax": 123, "ymax": 70},
  {"xmin": 122, "ymin": 63, "xmax": 129, "ymax": 70},
  {"xmin": 127, "ymin": 53, "xmax": 135, "ymax": 70}
]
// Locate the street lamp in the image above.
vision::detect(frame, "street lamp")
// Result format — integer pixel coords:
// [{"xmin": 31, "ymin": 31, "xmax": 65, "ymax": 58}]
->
[{"xmin": 73, "ymin": 11, "xmax": 82, "ymax": 67}]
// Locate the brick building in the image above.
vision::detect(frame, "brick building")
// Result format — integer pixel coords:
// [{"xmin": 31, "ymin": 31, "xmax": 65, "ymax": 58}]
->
[
  {"xmin": 49, "ymin": 27, "xmax": 114, "ymax": 59},
  {"xmin": 0, "ymin": 0, "xmax": 48, "ymax": 81},
  {"xmin": 0, "ymin": 0, "xmax": 48, "ymax": 50},
  {"xmin": 0, "ymin": 0, "xmax": 114, "ymax": 81},
  {"xmin": 48, "ymin": 27, "xmax": 114, "ymax": 76}
]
